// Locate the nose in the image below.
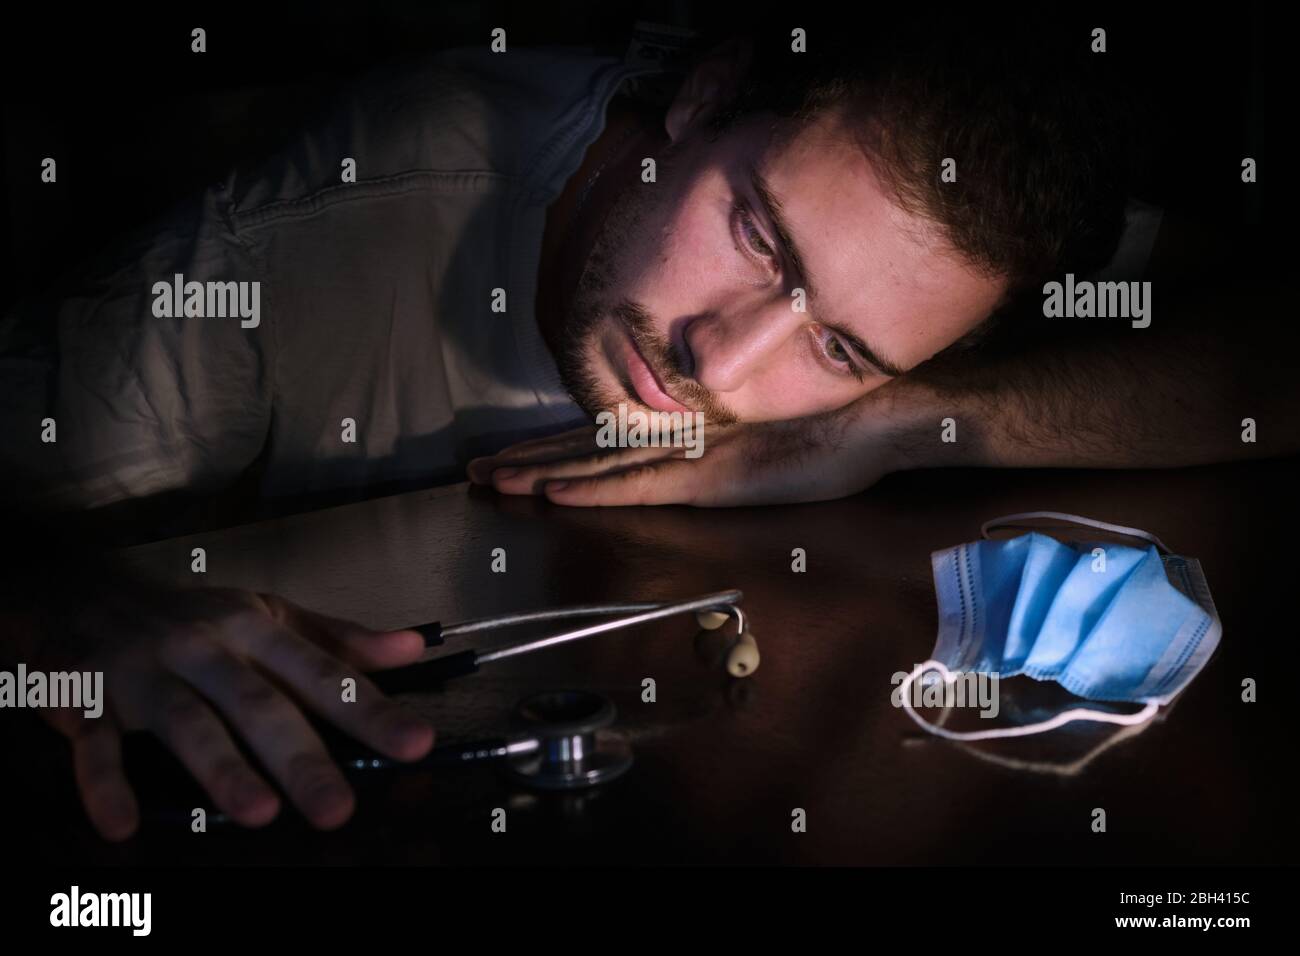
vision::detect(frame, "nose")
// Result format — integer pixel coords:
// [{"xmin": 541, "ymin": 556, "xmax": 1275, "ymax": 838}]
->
[{"xmin": 684, "ymin": 297, "xmax": 805, "ymax": 394}]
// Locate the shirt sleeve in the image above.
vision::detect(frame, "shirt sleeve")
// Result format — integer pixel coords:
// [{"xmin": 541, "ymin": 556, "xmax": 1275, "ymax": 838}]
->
[{"xmin": 0, "ymin": 185, "xmax": 275, "ymax": 512}]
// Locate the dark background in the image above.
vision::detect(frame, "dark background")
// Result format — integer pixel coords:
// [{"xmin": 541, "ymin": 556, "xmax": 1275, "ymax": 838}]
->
[
  {"xmin": 0, "ymin": 2, "xmax": 1280, "ymax": 313},
  {"xmin": 0, "ymin": 4, "xmax": 1292, "ymax": 885}
]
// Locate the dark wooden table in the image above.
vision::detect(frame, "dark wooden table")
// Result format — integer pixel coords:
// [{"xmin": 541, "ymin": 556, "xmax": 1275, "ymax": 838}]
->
[{"xmin": 9, "ymin": 458, "xmax": 1296, "ymax": 865}]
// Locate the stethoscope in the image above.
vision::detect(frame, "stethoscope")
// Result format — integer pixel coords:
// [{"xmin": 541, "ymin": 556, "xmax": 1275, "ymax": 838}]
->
[{"xmin": 349, "ymin": 589, "xmax": 757, "ymax": 790}]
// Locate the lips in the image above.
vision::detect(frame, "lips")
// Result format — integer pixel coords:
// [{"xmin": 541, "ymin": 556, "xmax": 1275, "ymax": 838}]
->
[{"xmin": 621, "ymin": 332, "xmax": 690, "ymax": 414}]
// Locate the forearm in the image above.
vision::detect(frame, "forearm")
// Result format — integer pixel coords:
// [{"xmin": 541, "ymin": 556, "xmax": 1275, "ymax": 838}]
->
[{"xmin": 866, "ymin": 281, "xmax": 1299, "ymax": 473}]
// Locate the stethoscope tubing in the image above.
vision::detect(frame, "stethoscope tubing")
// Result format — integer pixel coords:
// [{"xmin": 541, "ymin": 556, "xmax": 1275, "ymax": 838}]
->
[
  {"xmin": 379, "ymin": 590, "xmax": 744, "ymax": 692},
  {"xmin": 343, "ymin": 737, "xmax": 540, "ymax": 772}
]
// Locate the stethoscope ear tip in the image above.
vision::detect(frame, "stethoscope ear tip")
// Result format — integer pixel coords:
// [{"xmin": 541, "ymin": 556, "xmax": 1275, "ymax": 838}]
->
[
  {"xmin": 725, "ymin": 630, "xmax": 760, "ymax": 677},
  {"xmin": 696, "ymin": 609, "xmax": 731, "ymax": 630}
]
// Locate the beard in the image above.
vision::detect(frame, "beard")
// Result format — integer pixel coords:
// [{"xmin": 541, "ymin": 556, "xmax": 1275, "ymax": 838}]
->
[{"xmin": 554, "ymin": 146, "xmax": 739, "ymax": 426}]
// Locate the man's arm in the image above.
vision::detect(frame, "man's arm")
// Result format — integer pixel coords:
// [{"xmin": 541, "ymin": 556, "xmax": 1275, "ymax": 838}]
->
[
  {"xmin": 470, "ymin": 271, "xmax": 1299, "ymax": 506},
  {"xmin": 886, "ymin": 278, "xmax": 1298, "ymax": 475}
]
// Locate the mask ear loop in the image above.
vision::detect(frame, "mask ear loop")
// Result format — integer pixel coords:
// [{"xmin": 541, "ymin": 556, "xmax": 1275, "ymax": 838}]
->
[
  {"xmin": 949, "ymin": 719, "xmax": 1154, "ymax": 777},
  {"xmin": 980, "ymin": 511, "xmax": 1173, "ymax": 555},
  {"xmin": 898, "ymin": 660, "xmax": 1159, "ymax": 741}
]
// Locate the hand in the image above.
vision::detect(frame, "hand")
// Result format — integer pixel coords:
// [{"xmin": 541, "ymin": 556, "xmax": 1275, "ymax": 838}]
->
[
  {"xmin": 468, "ymin": 411, "xmax": 903, "ymax": 507},
  {"xmin": 32, "ymin": 586, "xmax": 434, "ymax": 840}
]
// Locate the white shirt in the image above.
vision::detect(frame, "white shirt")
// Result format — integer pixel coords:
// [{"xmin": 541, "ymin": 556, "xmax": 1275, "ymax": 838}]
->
[{"xmin": 0, "ymin": 45, "xmax": 662, "ymax": 510}]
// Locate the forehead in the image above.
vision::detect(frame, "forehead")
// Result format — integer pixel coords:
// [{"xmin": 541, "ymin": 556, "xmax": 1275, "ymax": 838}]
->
[{"xmin": 742, "ymin": 107, "xmax": 1004, "ymax": 365}]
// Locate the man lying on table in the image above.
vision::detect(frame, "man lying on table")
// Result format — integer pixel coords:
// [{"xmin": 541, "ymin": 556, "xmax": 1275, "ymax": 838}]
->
[{"xmin": 2, "ymin": 16, "xmax": 1294, "ymax": 840}]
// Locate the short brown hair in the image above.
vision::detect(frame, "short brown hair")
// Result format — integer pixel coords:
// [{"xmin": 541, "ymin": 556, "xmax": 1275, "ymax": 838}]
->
[{"xmin": 704, "ymin": 12, "xmax": 1145, "ymax": 304}]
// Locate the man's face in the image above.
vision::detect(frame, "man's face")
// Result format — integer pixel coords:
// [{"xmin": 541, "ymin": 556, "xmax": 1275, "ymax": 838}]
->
[{"xmin": 556, "ymin": 101, "xmax": 1009, "ymax": 424}]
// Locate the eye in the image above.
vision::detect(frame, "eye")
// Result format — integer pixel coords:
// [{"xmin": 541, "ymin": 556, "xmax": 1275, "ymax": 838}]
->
[
  {"xmin": 812, "ymin": 325, "xmax": 866, "ymax": 382},
  {"xmin": 733, "ymin": 203, "xmax": 776, "ymax": 261}
]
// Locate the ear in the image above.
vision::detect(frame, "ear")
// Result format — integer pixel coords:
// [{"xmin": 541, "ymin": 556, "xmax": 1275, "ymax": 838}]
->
[{"xmin": 664, "ymin": 36, "xmax": 755, "ymax": 144}]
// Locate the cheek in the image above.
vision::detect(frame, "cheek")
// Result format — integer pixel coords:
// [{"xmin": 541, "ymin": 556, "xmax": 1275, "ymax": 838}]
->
[
  {"xmin": 626, "ymin": 180, "xmax": 735, "ymax": 303},
  {"xmin": 720, "ymin": 346, "xmax": 878, "ymax": 421},
  {"xmin": 754, "ymin": 363, "xmax": 871, "ymax": 419}
]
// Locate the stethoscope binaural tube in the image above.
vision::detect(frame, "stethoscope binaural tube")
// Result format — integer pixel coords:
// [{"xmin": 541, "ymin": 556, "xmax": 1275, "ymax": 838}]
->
[{"xmin": 374, "ymin": 589, "xmax": 752, "ymax": 693}]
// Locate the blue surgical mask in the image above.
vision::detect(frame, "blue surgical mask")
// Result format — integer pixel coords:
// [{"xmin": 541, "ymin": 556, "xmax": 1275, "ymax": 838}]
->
[{"xmin": 898, "ymin": 511, "xmax": 1221, "ymax": 740}]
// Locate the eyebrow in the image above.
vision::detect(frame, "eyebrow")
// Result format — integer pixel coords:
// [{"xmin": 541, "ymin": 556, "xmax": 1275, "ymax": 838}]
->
[{"xmin": 747, "ymin": 162, "xmax": 907, "ymax": 378}]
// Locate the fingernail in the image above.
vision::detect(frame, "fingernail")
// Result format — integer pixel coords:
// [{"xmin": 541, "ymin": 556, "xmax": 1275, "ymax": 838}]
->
[
  {"xmin": 493, "ymin": 467, "xmax": 519, "ymax": 480},
  {"xmin": 108, "ymin": 796, "xmax": 138, "ymax": 827},
  {"xmin": 547, "ymin": 481, "xmax": 569, "ymax": 492},
  {"xmin": 233, "ymin": 777, "xmax": 272, "ymax": 813},
  {"xmin": 389, "ymin": 715, "xmax": 432, "ymax": 749},
  {"xmin": 383, "ymin": 629, "xmax": 426, "ymax": 654},
  {"xmin": 308, "ymin": 779, "xmax": 351, "ymax": 813}
]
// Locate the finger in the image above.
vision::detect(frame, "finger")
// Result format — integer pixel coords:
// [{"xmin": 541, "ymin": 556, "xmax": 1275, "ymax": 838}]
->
[
  {"xmin": 143, "ymin": 675, "xmax": 282, "ymax": 828},
  {"xmin": 258, "ymin": 595, "xmax": 426, "ymax": 672},
  {"xmin": 39, "ymin": 695, "xmax": 99, "ymax": 738},
  {"xmin": 467, "ymin": 427, "xmax": 601, "ymax": 483},
  {"xmin": 543, "ymin": 461, "xmax": 698, "ymax": 507},
  {"xmin": 485, "ymin": 425, "xmax": 600, "ymax": 458},
  {"xmin": 492, "ymin": 444, "xmax": 674, "ymax": 495},
  {"xmin": 155, "ymin": 638, "xmax": 355, "ymax": 829},
  {"xmin": 69, "ymin": 717, "xmax": 140, "ymax": 842},
  {"xmin": 242, "ymin": 624, "xmax": 434, "ymax": 762},
  {"xmin": 316, "ymin": 620, "xmax": 427, "ymax": 671}
]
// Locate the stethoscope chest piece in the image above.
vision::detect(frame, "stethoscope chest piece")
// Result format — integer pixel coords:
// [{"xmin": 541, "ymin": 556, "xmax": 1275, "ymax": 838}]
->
[{"xmin": 505, "ymin": 690, "xmax": 633, "ymax": 791}]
